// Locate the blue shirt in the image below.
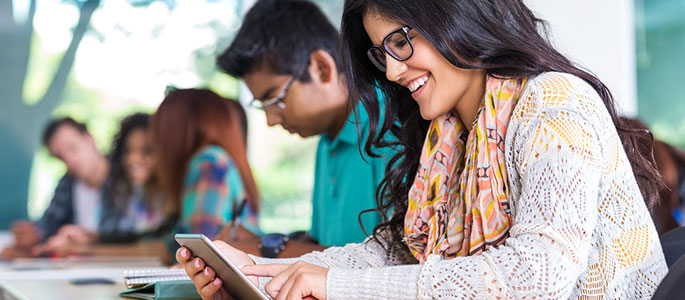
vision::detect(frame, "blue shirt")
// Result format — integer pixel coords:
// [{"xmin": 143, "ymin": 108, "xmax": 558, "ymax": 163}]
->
[{"xmin": 309, "ymin": 102, "xmax": 396, "ymax": 246}]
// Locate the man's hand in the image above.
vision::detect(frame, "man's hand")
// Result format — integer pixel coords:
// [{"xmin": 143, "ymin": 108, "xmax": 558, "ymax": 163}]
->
[
  {"xmin": 11, "ymin": 221, "xmax": 41, "ymax": 248},
  {"xmin": 35, "ymin": 225, "xmax": 96, "ymax": 257},
  {"xmin": 54, "ymin": 225, "xmax": 97, "ymax": 244},
  {"xmin": 0, "ymin": 245, "xmax": 36, "ymax": 259}
]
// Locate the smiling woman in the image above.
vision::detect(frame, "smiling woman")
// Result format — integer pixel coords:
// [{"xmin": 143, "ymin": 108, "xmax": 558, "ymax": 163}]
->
[
  {"xmin": 178, "ymin": 1, "xmax": 668, "ymax": 299},
  {"xmin": 98, "ymin": 112, "xmax": 165, "ymax": 242},
  {"xmin": 362, "ymin": 13, "xmax": 486, "ymax": 125}
]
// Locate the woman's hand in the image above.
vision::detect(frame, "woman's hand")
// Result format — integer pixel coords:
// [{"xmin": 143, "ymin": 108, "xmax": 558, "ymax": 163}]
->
[
  {"xmin": 242, "ymin": 262, "xmax": 328, "ymax": 300},
  {"xmin": 176, "ymin": 240, "xmax": 256, "ymax": 300}
]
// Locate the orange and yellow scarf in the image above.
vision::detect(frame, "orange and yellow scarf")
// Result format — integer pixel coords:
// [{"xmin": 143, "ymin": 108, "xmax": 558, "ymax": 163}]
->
[{"xmin": 404, "ymin": 76, "xmax": 527, "ymax": 262}]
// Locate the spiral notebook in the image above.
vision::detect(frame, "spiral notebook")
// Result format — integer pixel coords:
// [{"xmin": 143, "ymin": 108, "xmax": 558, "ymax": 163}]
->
[
  {"xmin": 123, "ymin": 269, "xmax": 191, "ymax": 289},
  {"xmin": 120, "ymin": 269, "xmax": 199, "ymax": 300}
]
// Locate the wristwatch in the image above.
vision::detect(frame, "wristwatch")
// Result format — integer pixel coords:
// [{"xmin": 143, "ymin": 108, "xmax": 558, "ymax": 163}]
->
[{"xmin": 258, "ymin": 233, "xmax": 288, "ymax": 258}]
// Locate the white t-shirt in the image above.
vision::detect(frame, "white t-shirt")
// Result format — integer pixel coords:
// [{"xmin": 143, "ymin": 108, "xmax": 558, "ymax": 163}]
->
[{"xmin": 73, "ymin": 180, "xmax": 102, "ymax": 233}]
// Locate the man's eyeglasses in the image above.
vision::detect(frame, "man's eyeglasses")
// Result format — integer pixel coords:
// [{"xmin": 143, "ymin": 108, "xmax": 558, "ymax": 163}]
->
[
  {"xmin": 249, "ymin": 65, "xmax": 307, "ymax": 111},
  {"xmin": 367, "ymin": 26, "xmax": 414, "ymax": 72}
]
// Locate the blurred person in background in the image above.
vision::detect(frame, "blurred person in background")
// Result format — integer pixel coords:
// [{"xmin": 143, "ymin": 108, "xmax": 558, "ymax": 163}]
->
[
  {"xmin": 652, "ymin": 137, "xmax": 685, "ymax": 230},
  {"xmin": 39, "ymin": 113, "xmax": 172, "ymax": 261},
  {"xmin": 214, "ymin": 0, "xmax": 397, "ymax": 259},
  {"xmin": 1, "ymin": 117, "xmax": 110, "ymax": 258},
  {"xmin": 150, "ymin": 88, "xmax": 261, "ymax": 261},
  {"xmin": 622, "ymin": 117, "xmax": 685, "ymax": 235}
]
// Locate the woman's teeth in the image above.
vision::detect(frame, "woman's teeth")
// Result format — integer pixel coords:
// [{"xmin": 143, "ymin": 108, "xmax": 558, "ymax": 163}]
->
[{"xmin": 409, "ymin": 75, "xmax": 429, "ymax": 92}]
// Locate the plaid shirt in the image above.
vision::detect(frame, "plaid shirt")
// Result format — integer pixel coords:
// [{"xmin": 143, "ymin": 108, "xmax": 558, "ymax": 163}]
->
[
  {"xmin": 35, "ymin": 174, "xmax": 77, "ymax": 240},
  {"xmin": 36, "ymin": 174, "xmax": 111, "ymax": 241},
  {"xmin": 178, "ymin": 145, "xmax": 260, "ymax": 238}
]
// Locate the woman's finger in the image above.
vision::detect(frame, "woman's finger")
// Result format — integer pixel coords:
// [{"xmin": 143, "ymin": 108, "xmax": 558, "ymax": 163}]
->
[
  {"xmin": 241, "ymin": 263, "xmax": 290, "ymax": 277},
  {"xmin": 263, "ymin": 263, "xmax": 305, "ymax": 299},
  {"xmin": 175, "ymin": 247, "xmax": 191, "ymax": 263},
  {"xmin": 274, "ymin": 272, "xmax": 297, "ymax": 300},
  {"xmin": 204, "ymin": 266, "xmax": 216, "ymax": 279},
  {"xmin": 195, "ymin": 266, "xmax": 217, "ymax": 289},
  {"xmin": 242, "ymin": 263, "xmax": 291, "ymax": 292},
  {"xmin": 286, "ymin": 277, "xmax": 318, "ymax": 300},
  {"xmin": 185, "ymin": 257, "xmax": 206, "ymax": 281},
  {"xmin": 198, "ymin": 277, "xmax": 223, "ymax": 300},
  {"xmin": 187, "ymin": 259, "xmax": 217, "ymax": 297},
  {"xmin": 268, "ymin": 263, "xmax": 327, "ymax": 300}
]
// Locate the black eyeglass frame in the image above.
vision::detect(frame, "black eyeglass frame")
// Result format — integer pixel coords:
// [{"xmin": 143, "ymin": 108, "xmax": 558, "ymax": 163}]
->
[
  {"xmin": 366, "ymin": 26, "xmax": 414, "ymax": 72},
  {"xmin": 249, "ymin": 64, "xmax": 308, "ymax": 111}
]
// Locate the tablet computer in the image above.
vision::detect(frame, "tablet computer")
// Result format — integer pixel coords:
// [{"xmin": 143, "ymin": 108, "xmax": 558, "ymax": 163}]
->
[{"xmin": 175, "ymin": 233, "xmax": 270, "ymax": 300}]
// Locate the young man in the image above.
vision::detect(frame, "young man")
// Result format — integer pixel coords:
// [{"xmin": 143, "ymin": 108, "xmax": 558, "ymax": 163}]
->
[
  {"xmin": 216, "ymin": 0, "xmax": 395, "ymax": 258},
  {"xmin": 1, "ymin": 117, "xmax": 111, "ymax": 258}
]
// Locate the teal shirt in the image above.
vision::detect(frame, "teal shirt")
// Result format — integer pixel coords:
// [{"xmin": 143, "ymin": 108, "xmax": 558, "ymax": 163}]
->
[{"xmin": 310, "ymin": 103, "xmax": 396, "ymax": 246}]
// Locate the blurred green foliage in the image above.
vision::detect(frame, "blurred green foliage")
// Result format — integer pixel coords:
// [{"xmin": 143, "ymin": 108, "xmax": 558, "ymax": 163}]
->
[{"xmin": 23, "ymin": 0, "xmax": 347, "ymax": 233}]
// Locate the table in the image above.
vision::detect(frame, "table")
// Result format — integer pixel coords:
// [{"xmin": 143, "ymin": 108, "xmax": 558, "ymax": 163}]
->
[
  {"xmin": 0, "ymin": 257, "xmax": 166, "ymax": 300},
  {"xmin": 1, "ymin": 275, "xmax": 126, "ymax": 300}
]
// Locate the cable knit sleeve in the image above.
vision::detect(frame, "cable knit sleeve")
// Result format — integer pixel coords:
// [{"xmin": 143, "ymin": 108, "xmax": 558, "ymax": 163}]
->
[{"xmin": 323, "ymin": 73, "xmax": 622, "ymax": 300}]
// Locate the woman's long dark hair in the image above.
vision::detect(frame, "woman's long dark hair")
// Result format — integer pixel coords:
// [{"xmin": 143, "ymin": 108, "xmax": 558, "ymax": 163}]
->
[
  {"xmin": 342, "ymin": 0, "xmax": 663, "ymax": 251},
  {"xmin": 109, "ymin": 112, "xmax": 159, "ymax": 210}
]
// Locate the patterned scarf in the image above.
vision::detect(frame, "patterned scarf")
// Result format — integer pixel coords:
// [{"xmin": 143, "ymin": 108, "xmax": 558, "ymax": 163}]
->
[{"xmin": 404, "ymin": 76, "xmax": 527, "ymax": 263}]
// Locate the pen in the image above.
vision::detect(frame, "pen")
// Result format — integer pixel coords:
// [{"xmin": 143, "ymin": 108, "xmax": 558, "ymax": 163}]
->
[{"xmin": 227, "ymin": 198, "xmax": 247, "ymax": 242}]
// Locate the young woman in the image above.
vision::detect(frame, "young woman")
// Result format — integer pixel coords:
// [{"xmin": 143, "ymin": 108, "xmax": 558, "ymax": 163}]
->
[
  {"xmin": 99, "ymin": 112, "xmax": 166, "ymax": 241},
  {"xmin": 151, "ymin": 88, "xmax": 261, "ymax": 252},
  {"xmin": 178, "ymin": 1, "xmax": 668, "ymax": 299}
]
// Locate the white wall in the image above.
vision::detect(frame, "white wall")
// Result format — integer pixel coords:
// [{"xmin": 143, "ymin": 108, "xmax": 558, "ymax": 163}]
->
[{"xmin": 526, "ymin": 0, "xmax": 637, "ymax": 116}]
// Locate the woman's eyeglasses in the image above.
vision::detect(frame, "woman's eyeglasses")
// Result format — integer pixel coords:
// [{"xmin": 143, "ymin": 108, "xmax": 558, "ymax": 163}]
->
[
  {"xmin": 249, "ymin": 64, "xmax": 307, "ymax": 111},
  {"xmin": 367, "ymin": 26, "xmax": 414, "ymax": 72}
]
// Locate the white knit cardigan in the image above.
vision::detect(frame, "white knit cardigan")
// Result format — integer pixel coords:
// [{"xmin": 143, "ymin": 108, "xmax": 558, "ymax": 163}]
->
[{"xmin": 252, "ymin": 72, "xmax": 668, "ymax": 299}]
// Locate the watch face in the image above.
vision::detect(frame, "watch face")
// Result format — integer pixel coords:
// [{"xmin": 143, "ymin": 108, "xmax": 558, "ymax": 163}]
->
[{"xmin": 261, "ymin": 233, "xmax": 286, "ymax": 248}]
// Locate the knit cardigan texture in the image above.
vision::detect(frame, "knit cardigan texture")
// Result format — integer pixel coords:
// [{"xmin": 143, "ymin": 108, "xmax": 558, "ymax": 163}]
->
[{"xmin": 252, "ymin": 72, "xmax": 668, "ymax": 299}]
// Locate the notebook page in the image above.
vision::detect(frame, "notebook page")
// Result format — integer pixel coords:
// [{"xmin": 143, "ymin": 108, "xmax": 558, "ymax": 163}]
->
[{"xmin": 123, "ymin": 268, "xmax": 190, "ymax": 288}]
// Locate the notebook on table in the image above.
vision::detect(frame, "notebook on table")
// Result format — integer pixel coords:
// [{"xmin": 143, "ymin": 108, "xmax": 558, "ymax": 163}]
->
[{"xmin": 120, "ymin": 269, "xmax": 200, "ymax": 300}]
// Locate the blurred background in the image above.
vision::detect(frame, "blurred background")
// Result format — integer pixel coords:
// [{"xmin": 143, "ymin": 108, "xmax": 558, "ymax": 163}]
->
[{"xmin": 0, "ymin": 0, "xmax": 683, "ymax": 232}]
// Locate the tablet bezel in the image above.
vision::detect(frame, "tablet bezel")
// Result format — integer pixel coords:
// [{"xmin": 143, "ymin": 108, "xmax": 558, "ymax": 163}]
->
[{"xmin": 175, "ymin": 233, "xmax": 269, "ymax": 300}]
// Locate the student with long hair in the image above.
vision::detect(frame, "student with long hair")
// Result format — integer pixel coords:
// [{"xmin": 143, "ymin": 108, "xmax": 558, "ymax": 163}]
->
[
  {"xmin": 101, "ymin": 112, "xmax": 165, "ymax": 240},
  {"xmin": 151, "ymin": 88, "xmax": 261, "ymax": 251},
  {"xmin": 178, "ymin": 1, "xmax": 668, "ymax": 299}
]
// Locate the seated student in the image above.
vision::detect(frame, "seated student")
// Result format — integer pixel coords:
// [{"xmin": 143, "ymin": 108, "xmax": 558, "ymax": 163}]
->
[
  {"xmin": 213, "ymin": 0, "xmax": 397, "ymax": 258},
  {"xmin": 1, "ymin": 117, "xmax": 111, "ymax": 258},
  {"xmin": 100, "ymin": 112, "xmax": 166, "ymax": 241},
  {"xmin": 40, "ymin": 113, "xmax": 170, "ymax": 259},
  {"xmin": 179, "ymin": 0, "xmax": 667, "ymax": 299},
  {"xmin": 622, "ymin": 117, "xmax": 685, "ymax": 234},
  {"xmin": 150, "ymin": 88, "xmax": 261, "ymax": 256}
]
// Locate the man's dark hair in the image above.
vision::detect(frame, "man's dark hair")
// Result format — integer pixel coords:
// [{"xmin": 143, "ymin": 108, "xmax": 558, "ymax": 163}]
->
[
  {"xmin": 42, "ymin": 117, "xmax": 88, "ymax": 147},
  {"xmin": 217, "ymin": 0, "xmax": 341, "ymax": 82}
]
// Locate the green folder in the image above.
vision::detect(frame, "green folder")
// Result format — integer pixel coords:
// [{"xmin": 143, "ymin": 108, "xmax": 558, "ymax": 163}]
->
[{"xmin": 119, "ymin": 280, "xmax": 201, "ymax": 300}]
